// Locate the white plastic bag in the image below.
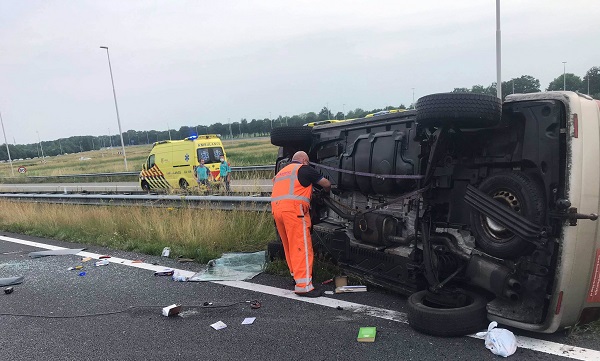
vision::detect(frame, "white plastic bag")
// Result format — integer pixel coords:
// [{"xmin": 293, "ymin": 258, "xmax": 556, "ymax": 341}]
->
[{"xmin": 475, "ymin": 321, "xmax": 517, "ymax": 357}]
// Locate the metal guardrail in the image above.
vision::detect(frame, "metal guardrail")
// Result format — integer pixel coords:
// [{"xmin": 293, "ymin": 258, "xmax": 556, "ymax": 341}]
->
[
  {"xmin": 0, "ymin": 193, "xmax": 271, "ymax": 211},
  {"xmin": 23, "ymin": 165, "xmax": 275, "ymax": 180}
]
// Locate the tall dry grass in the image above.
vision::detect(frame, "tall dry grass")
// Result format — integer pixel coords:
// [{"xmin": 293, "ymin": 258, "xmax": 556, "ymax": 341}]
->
[{"xmin": 0, "ymin": 200, "xmax": 276, "ymax": 262}]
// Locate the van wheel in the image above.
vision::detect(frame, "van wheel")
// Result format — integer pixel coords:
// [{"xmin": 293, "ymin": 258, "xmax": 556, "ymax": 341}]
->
[
  {"xmin": 179, "ymin": 179, "xmax": 189, "ymax": 189},
  {"xmin": 416, "ymin": 93, "xmax": 502, "ymax": 128},
  {"xmin": 407, "ymin": 290, "xmax": 488, "ymax": 337},
  {"xmin": 470, "ymin": 172, "xmax": 545, "ymax": 259},
  {"xmin": 270, "ymin": 126, "xmax": 313, "ymax": 150},
  {"xmin": 141, "ymin": 181, "xmax": 150, "ymax": 192}
]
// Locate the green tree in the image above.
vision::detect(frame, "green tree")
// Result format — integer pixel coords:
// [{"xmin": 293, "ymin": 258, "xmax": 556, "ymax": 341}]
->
[
  {"xmin": 547, "ymin": 73, "xmax": 582, "ymax": 91},
  {"xmin": 580, "ymin": 66, "xmax": 600, "ymax": 99},
  {"xmin": 334, "ymin": 111, "xmax": 345, "ymax": 120}
]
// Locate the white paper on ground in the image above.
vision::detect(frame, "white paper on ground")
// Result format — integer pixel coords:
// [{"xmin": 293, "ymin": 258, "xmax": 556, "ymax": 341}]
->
[
  {"xmin": 242, "ymin": 317, "xmax": 256, "ymax": 325},
  {"xmin": 210, "ymin": 321, "xmax": 227, "ymax": 330}
]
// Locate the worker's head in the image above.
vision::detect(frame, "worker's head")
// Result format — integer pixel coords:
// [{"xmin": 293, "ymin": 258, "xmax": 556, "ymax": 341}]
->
[
  {"xmin": 220, "ymin": 156, "xmax": 225, "ymax": 163},
  {"xmin": 200, "ymin": 159, "xmax": 205, "ymax": 166},
  {"xmin": 292, "ymin": 151, "xmax": 309, "ymax": 166}
]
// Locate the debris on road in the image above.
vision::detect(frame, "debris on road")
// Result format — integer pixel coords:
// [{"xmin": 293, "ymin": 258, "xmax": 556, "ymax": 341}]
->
[
  {"xmin": 322, "ymin": 278, "xmax": 334, "ymax": 285},
  {"xmin": 210, "ymin": 321, "xmax": 227, "ymax": 330},
  {"xmin": 99, "ymin": 255, "xmax": 111, "ymax": 259},
  {"xmin": 334, "ymin": 276, "xmax": 348, "ymax": 288},
  {"xmin": 131, "ymin": 260, "xmax": 143, "ymax": 263},
  {"xmin": 81, "ymin": 257, "xmax": 92, "ymax": 262},
  {"xmin": 189, "ymin": 251, "xmax": 265, "ymax": 282},
  {"xmin": 4, "ymin": 286, "xmax": 14, "ymax": 294},
  {"xmin": 324, "ymin": 291, "xmax": 334, "ymax": 295},
  {"xmin": 28, "ymin": 248, "xmax": 85, "ymax": 258},
  {"xmin": 475, "ymin": 321, "xmax": 517, "ymax": 357},
  {"xmin": 162, "ymin": 304, "xmax": 182, "ymax": 317},
  {"xmin": 335, "ymin": 285, "xmax": 367, "ymax": 293},
  {"xmin": 67, "ymin": 266, "xmax": 84, "ymax": 271},
  {"xmin": 95, "ymin": 260, "xmax": 110, "ymax": 267},
  {"xmin": 0, "ymin": 276, "xmax": 24, "ymax": 287},
  {"xmin": 154, "ymin": 268, "xmax": 174, "ymax": 276},
  {"xmin": 172, "ymin": 272, "xmax": 189, "ymax": 282},
  {"xmin": 78, "ymin": 272, "xmax": 86, "ymax": 276},
  {"xmin": 242, "ymin": 317, "xmax": 256, "ymax": 325},
  {"xmin": 177, "ymin": 258, "xmax": 195, "ymax": 263},
  {"xmin": 357, "ymin": 327, "xmax": 377, "ymax": 342},
  {"xmin": 161, "ymin": 247, "xmax": 171, "ymax": 257}
]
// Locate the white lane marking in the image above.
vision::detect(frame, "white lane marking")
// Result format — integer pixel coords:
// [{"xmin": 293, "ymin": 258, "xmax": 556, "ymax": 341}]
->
[{"xmin": 1, "ymin": 235, "xmax": 598, "ymax": 360}]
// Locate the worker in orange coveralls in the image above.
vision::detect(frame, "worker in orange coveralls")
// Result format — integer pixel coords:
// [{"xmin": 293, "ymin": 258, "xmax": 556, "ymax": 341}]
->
[{"xmin": 271, "ymin": 151, "xmax": 331, "ymax": 297}]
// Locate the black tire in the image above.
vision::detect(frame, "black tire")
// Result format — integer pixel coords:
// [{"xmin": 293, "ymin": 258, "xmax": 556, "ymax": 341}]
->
[
  {"xmin": 470, "ymin": 172, "xmax": 545, "ymax": 259},
  {"xmin": 270, "ymin": 126, "xmax": 313, "ymax": 149},
  {"xmin": 141, "ymin": 181, "xmax": 150, "ymax": 192},
  {"xmin": 416, "ymin": 93, "xmax": 502, "ymax": 128},
  {"xmin": 407, "ymin": 290, "xmax": 488, "ymax": 337},
  {"xmin": 179, "ymin": 179, "xmax": 189, "ymax": 189},
  {"xmin": 266, "ymin": 240, "xmax": 285, "ymax": 262}
]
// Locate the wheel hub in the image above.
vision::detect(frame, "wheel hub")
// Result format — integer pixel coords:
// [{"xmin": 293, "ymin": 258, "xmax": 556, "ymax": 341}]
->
[{"xmin": 481, "ymin": 189, "xmax": 521, "ymax": 240}]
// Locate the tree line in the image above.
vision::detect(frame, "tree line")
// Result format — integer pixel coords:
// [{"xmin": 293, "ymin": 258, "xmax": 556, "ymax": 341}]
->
[{"xmin": 1, "ymin": 65, "xmax": 598, "ymax": 161}]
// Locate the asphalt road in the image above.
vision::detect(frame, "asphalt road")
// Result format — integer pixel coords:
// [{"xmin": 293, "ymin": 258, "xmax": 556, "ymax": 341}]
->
[
  {"xmin": 0, "ymin": 180, "xmax": 273, "ymax": 193},
  {"xmin": 1, "ymin": 232, "xmax": 599, "ymax": 361}
]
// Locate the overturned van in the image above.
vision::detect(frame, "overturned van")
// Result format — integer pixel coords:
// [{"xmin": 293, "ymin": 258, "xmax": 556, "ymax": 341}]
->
[{"xmin": 270, "ymin": 92, "xmax": 600, "ymax": 336}]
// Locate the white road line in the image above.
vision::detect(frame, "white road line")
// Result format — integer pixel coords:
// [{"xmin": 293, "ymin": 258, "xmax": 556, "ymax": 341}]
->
[{"xmin": 1, "ymin": 235, "xmax": 598, "ymax": 360}]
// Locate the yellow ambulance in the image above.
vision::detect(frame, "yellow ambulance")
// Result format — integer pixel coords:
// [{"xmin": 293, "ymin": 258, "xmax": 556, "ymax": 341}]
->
[{"xmin": 139, "ymin": 134, "xmax": 227, "ymax": 191}]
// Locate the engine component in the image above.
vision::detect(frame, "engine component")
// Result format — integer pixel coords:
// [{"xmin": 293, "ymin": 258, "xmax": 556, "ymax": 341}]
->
[
  {"xmin": 353, "ymin": 213, "xmax": 398, "ymax": 246},
  {"xmin": 465, "ymin": 255, "xmax": 521, "ymax": 301}
]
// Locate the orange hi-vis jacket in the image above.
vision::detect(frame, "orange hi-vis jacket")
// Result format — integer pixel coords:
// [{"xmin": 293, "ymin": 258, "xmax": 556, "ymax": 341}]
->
[{"xmin": 271, "ymin": 162, "xmax": 315, "ymax": 293}]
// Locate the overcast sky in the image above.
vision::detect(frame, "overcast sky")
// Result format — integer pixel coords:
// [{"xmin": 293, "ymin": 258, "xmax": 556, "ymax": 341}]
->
[{"xmin": 1, "ymin": 1, "xmax": 598, "ymax": 144}]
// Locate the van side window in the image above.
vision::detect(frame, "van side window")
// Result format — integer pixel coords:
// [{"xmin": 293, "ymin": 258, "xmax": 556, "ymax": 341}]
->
[
  {"xmin": 148, "ymin": 154, "xmax": 155, "ymax": 168},
  {"xmin": 212, "ymin": 148, "xmax": 224, "ymax": 159}
]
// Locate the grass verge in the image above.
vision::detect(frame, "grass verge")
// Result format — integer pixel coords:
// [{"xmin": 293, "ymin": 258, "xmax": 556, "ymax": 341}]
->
[{"xmin": 0, "ymin": 200, "xmax": 275, "ymax": 263}]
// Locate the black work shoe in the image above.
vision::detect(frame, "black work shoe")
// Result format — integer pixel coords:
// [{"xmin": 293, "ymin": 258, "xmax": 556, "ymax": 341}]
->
[{"xmin": 296, "ymin": 288, "xmax": 322, "ymax": 298}]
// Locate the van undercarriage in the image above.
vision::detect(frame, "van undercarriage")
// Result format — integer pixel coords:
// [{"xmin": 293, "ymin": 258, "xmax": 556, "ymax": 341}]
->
[{"xmin": 270, "ymin": 92, "xmax": 599, "ymax": 336}]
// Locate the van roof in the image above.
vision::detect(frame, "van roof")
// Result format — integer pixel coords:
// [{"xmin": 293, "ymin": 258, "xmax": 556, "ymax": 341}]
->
[{"xmin": 151, "ymin": 134, "xmax": 222, "ymax": 147}]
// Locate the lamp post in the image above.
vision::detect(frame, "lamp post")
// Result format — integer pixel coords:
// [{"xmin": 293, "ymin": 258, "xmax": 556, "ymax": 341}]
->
[
  {"xmin": 37, "ymin": 131, "xmax": 45, "ymax": 162},
  {"xmin": 0, "ymin": 111, "xmax": 14, "ymax": 176},
  {"xmin": 99, "ymin": 46, "xmax": 128, "ymax": 170},
  {"xmin": 496, "ymin": 0, "xmax": 502, "ymax": 99},
  {"xmin": 562, "ymin": 61, "xmax": 567, "ymax": 91},
  {"xmin": 412, "ymin": 88, "xmax": 415, "ymax": 108}
]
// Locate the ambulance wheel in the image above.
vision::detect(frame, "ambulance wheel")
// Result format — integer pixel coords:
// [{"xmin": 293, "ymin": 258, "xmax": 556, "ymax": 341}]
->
[
  {"xmin": 179, "ymin": 179, "xmax": 189, "ymax": 189},
  {"xmin": 141, "ymin": 181, "xmax": 150, "ymax": 192},
  {"xmin": 416, "ymin": 93, "xmax": 502, "ymax": 128},
  {"xmin": 270, "ymin": 126, "xmax": 313, "ymax": 150}
]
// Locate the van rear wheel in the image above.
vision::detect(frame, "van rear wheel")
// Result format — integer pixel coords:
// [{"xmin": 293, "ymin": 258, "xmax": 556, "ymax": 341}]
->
[
  {"xmin": 179, "ymin": 179, "xmax": 189, "ymax": 189},
  {"xmin": 416, "ymin": 93, "xmax": 502, "ymax": 128},
  {"xmin": 141, "ymin": 181, "xmax": 150, "ymax": 192}
]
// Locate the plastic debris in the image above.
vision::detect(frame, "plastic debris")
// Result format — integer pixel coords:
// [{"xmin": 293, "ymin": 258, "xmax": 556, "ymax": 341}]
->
[
  {"xmin": 162, "ymin": 304, "xmax": 182, "ymax": 317},
  {"xmin": 475, "ymin": 321, "xmax": 517, "ymax": 357},
  {"xmin": 324, "ymin": 291, "xmax": 334, "ymax": 295},
  {"xmin": 334, "ymin": 276, "xmax": 348, "ymax": 288},
  {"xmin": 161, "ymin": 247, "xmax": 171, "ymax": 257},
  {"xmin": 210, "ymin": 321, "xmax": 227, "ymax": 330},
  {"xmin": 95, "ymin": 260, "xmax": 110, "ymax": 267},
  {"xmin": 78, "ymin": 272, "xmax": 86, "ymax": 276},
  {"xmin": 68, "ymin": 266, "xmax": 84, "ymax": 271},
  {"xmin": 81, "ymin": 257, "xmax": 92, "ymax": 262},
  {"xmin": 154, "ymin": 269, "xmax": 174, "ymax": 276},
  {"xmin": 0, "ymin": 276, "xmax": 24, "ymax": 287},
  {"xmin": 335, "ymin": 285, "xmax": 367, "ymax": 293},
  {"xmin": 4, "ymin": 287, "xmax": 14, "ymax": 294},
  {"xmin": 28, "ymin": 248, "xmax": 85, "ymax": 258},
  {"xmin": 177, "ymin": 258, "xmax": 195, "ymax": 263},
  {"xmin": 99, "ymin": 255, "xmax": 111, "ymax": 259},
  {"xmin": 322, "ymin": 278, "xmax": 334, "ymax": 285},
  {"xmin": 131, "ymin": 260, "xmax": 143, "ymax": 263},
  {"xmin": 242, "ymin": 317, "xmax": 256, "ymax": 325},
  {"xmin": 172, "ymin": 272, "xmax": 189, "ymax": 282}
]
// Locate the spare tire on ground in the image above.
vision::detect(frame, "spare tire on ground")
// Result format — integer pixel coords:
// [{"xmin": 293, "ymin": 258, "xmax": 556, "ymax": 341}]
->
[
  {"xmin": 416, "ymin": 93, "xmax": 502, "ymax": 128},
  {"xmin": 407, "ymin": 289, "xmax": 488, "ymax": 337},
  {"xmin": 270, "ymin": 126, "xmax": 313, "ymax": 150}
]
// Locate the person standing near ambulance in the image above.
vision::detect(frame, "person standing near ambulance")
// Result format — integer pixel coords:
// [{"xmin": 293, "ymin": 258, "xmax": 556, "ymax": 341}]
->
[
  {"xmin": 271, "ymin": 151, "xmax": 331, "ymax": 297},
  {"xmin": 219, "ymin": 156, "xmax": 231, "ymax": 193}
]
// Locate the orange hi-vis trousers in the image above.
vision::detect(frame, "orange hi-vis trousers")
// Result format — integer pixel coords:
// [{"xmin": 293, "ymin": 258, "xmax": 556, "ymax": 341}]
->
[{"xmin": 272, "ymin": 200, "xmax": 314, "ymax": 293}]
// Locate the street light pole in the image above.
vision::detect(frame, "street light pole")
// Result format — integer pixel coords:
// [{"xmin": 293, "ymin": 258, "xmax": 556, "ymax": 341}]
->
[
  {"xmin": 412, "ymin": 88, "xmax": 415, "ymax": 108},
  {"xmin": 0, "ymin": 111, "xmax": 14, "ymax": 176},
  {"xmin": 100, "ymin": 46, "xmax": 128, "ymax": 170},
  {"xmin": 495, "ymin": 0, "xmax": 502, "ymax": 100},
  {"xmin": 37, "ymin": 131, "xmax": 45, "ymax": 162},
  {"xmin": 562, "ymin": 61, "xmax": 567, "ymax": 91}
]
